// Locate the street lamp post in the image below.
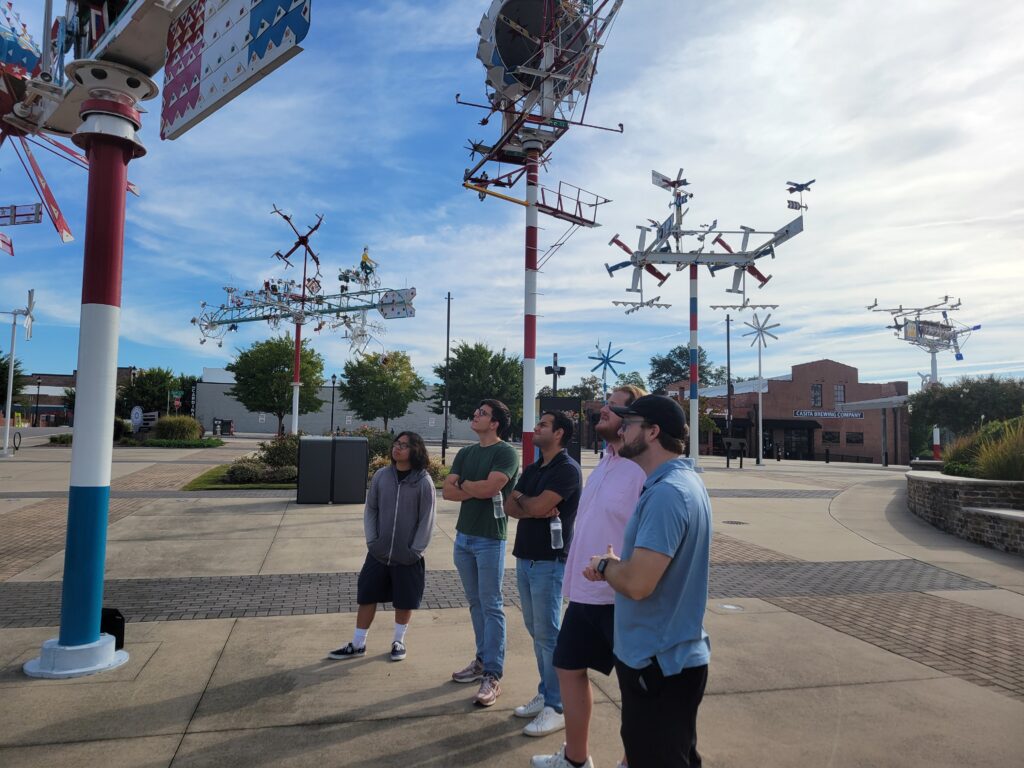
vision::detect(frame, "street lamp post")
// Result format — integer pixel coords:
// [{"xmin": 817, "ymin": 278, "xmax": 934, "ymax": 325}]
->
[
  {"xmin": 35, "ymin": 377, "xmax": 42, "ymax": 427},
  {"xmin": 442, "ymin": 292, "xmax": 452, "ymax": 465},
  {"xmin": 330, "ymin": 373, "xmax": 337, "ymax": 434}
]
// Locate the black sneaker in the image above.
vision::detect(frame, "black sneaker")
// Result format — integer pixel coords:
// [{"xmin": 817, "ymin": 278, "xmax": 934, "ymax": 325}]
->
[
  {"xmin": 390, "ymin": 641, "xmax": 407, "ymax": 661},
  {"xmin": 327, "ymin": 642, "xmax": 365, "ymax": 660}
]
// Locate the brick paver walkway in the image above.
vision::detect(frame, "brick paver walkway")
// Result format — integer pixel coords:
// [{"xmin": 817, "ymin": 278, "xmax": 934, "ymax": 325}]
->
[{"xmin": 770, "ymin": 592, "xmax": 1024, "ymax": 701}]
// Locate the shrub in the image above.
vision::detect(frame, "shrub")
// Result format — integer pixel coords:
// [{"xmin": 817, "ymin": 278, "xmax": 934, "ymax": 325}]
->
[
  {"xmin": 342, "ymin": 425, "xmax": 393, "ymax": 460},
  {"xmin": 976, "ymin": 421, "xmax": 1024, "ymax": 481},
  {"xmin": 943, "ymin": 433, "xmax": 980, "ymax": 468},
  {"xmin": 225, "ymin": 458, "xmax": 265, "ymax": 483},
  {"xmin": 261, "ymin": 464, "xmax": 298, "ymax": 483},
  {"xmin": 49, "ymin": 433, "xmax": 73, "ymax": 445},
  {"xmin": 426, "ymin": 455, "xmax": 450, "ymax": 486},
  {"xmin": 942, "ymin": 461, "xmax": 976, "ymax": 478},
  {"xmin": 256, "ymin": 434, "xmax": 300, "ymax": 467},
  {"xmin": 113, "ymin": 418, "xmax": 129, "ymax": 441},
  {"xmin": 367, "ymin": 453, "xmax": 390, "ymax": 484},
  {"xmin": 154, "ymin": 415, "xmax": 202, "ymax": 441}
]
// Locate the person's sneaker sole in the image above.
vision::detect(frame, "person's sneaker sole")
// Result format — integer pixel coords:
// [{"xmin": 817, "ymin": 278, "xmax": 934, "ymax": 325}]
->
[{"xmin": 390, "ymin": 642, "xmax": 406, "ymax": 661}]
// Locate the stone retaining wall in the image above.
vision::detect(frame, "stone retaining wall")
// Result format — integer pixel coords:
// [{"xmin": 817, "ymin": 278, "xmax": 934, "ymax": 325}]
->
[{"xmin": 906, "ymin": 473, "xmax": 1024, "ymax": 555}]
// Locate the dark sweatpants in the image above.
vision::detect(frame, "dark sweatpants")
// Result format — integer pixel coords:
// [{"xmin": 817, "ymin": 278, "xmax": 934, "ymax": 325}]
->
[{"xmin": 614, "ymin": 659, "xmax": 708, "ymax": 768}]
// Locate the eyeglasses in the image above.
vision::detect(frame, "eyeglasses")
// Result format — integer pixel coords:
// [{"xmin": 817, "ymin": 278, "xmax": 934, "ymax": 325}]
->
[
  {"xmin": 474, "ymin": 408, "xmax": 493, "ymax": 418},
  {"xmin": 392, "ymin": 441, "xmax": 411, "ymax": 450},
  {"xmin": 618, "ymin": 418, "xmax": 646, "ymax": 433}
]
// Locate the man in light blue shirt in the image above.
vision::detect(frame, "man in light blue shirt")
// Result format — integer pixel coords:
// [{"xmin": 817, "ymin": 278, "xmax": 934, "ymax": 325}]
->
[{"xmin": 585, "ymin": 395, "xmax": 712, "ymax": 768}]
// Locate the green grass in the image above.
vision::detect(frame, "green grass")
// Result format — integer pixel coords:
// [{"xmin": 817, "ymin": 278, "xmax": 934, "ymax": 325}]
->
[
  {"xmin": 183, "ymin": 464, "xmax": 296, "ymax": 491},
  {"xmin": 51, "ymin": 435, "xmax": 226, "ymax": 448}
]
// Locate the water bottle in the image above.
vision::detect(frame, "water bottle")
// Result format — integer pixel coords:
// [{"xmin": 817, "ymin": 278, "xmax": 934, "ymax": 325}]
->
[
  {"xmin": 492, "ymin": 493, "xmax": 505, "ymax": 519},
  {"xmin": 550, "ymin": 516, "xmax": 563, "ymax": 549}
]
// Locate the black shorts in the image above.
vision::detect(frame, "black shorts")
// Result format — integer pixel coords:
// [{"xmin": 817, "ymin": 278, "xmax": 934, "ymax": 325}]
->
[
  {"xmin": 553, "ymin": 601, "xmax": 616, "ymax": 675},
  {"xmin": 356, "ymin": 553, "xmax": 426, "ymax": 610}
]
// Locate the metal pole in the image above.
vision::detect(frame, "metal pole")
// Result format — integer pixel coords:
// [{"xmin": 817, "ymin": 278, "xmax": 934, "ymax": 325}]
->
[
  {"xmin": 25, "ymin": 61, "xmax": 155, "ymax": 679},
  {"xmin": 688, "ymin": 264, "xmax": 699, "ymax": 466},
  {"xmin": 330, "ymin": 374, "xmax": 336, "ymax": 433},
  {"xmin": 930, "ymin": 349, "xmax": 938, "ymax": 389},
  {"xmin": 552, "ymin": 352, "xmax": 560, "ymax": 396},
  {"xmin": 523, "ymin": 139, "xmax": 543, "ymax": 466},
  {"xmin": 757, "ymin": 344, "xmax": 764, "ymax": 465},
  {"xmin": 881, "ymin": 406, "xmax": 889, "ymax": 467},
  {"xmin": 725, "ymin": 314, "xmax": 732, "ymax": 438},
  {"xmin": 34, "ymin": 377, "xmax": 41, "ymax": 427},
  {"xmin": 442, "ymin": 292, "xmax": 451, "ymax": 465},
  {"xmin": 3, "ymin": 317, "xmax": 17, "ymax": 455}
]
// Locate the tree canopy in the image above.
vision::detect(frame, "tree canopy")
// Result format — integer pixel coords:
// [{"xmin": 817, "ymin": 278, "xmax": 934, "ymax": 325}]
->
[
  {"xmin": 226, "ymin": 334, "xmax": 325, "ymax": 434},
  {"xmin": 908, "ymin": 375, "xmax": 1024, "ymax": 450},
  {"xmin": 615, "ymin": 371, "xmax": 648, "ymax": 390},
  {"xmin": 432, "ymin": 341, "xmax": 523, "ymax": 435},
  {"xmin": 0, "ymin": 353, "xmax": 29, "ymax": 416},
  {"xmin": 117, "ymin": 367, "xmax": 176, "ymax": 417},
  {"xmin": 338, "ymin": 351, "xmax": 424, "ymax": 431},
  {"xmin": 537, "ymin": 374, "xmax": 604, "ymax": 402},
  {"xmin": 648, "ymin": 345, "xmax": 726, "ymax": 392}
]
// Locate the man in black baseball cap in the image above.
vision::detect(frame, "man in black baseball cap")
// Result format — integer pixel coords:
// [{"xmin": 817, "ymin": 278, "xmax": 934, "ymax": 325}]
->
[{"xmin": 584, "ymin": 394, "xmax": 712, "ymax": 768}]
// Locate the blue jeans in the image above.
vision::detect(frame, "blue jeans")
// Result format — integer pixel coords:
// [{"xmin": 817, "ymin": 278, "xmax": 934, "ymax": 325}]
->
[
  {"xmin": 516, "ymin": 558, "xmax": 566, "ymax": 712},
  {"xmin": 453, "ymin": 531, "xmax": 506, "ymax": 678}
]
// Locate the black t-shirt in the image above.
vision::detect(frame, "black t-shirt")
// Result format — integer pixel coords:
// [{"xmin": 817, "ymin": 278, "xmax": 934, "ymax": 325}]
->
[
  {"xmin": 396, "ymin": 468, "xmax": 412, "ymax": 483},
  {"xmin": 512, "ymin": 450, "xmax": 583, "ymax": 561}
]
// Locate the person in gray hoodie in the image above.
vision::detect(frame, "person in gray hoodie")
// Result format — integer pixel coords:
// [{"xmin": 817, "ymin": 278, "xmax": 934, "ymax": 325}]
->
[{"xmin": 328, "ymin": 431, "xmax": 436, "ymax": 662}]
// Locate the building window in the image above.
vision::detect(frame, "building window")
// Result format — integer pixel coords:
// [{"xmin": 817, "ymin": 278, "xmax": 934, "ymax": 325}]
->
[
  {"xmin": 846, "ymin": 432, "xmax": 864, "ymax": 445},
  {"xmin": 811, "ymin": 383, "xmax": 822, "ymax": 407},
  {"xmin": 834, "ymin": 384, "xmax": 845, "ymax": 406},
  {"xmin": 822, "ymin": 431, "xmax": 840, "ymax": 444}
]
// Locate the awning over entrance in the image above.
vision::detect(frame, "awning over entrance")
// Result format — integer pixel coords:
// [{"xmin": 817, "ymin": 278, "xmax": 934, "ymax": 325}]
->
[{"xmin": 762, "ymin": 418, "xmax": 822, "ymax": 430}]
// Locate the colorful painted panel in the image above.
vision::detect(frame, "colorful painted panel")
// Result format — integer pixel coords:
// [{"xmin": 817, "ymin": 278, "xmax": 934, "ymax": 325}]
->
[{"xmin": 160, "ymin": 0, "xmax": 311, "ymax": 140}]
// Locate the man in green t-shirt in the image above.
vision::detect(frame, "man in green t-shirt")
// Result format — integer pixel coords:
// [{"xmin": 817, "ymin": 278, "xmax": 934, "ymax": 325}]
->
[{"xmin": 443, "ymin": 398, "xmax": 521, "ymax": 707}]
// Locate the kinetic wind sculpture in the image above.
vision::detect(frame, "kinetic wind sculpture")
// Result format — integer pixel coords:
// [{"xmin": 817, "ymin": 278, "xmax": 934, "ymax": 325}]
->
[
  {"xmin": 459, "ymin": 0, "xmax": 624, "ymax": 463},
  {"xmin": 605, "ymin": 169, "xmax": 809, "ymax": 464},
  {"xmin": 742, "ymin": 312, "xmax": 780, "ymax": 466},
  {"xmin": 5, "ymin": 1, "xmax": 314, "ymax": 679},
  {"xmin": 588, "ymin": 341, "xmax": 624, "ymax": 402},
  {"xmin": 192, "ymin": 208, "xmax": 416, "ymax": 434},
  {"xmin": 1, "ymin": 288, "xmax": 34, "ymax": 458},
  {"xmin": 867, "ymin": 296, "xmax": 980, "ymax": 390}
]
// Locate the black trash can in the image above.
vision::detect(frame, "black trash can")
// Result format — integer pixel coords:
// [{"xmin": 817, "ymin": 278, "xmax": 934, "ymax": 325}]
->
[
  {"xmin": 332, "ymin": 436, "xmax": 369, "ymax": 504},
  {"xmin": 297, "ymin": 436, "xmax": 333, "ymax": 504}
]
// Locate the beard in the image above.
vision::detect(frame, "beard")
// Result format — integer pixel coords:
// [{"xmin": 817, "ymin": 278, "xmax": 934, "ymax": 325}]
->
[
  {"xmin": 596, "ymin": 419, "xmax": 621, "ymax": 441},
  {"xmin": 617, "ymin": 433, "xmax": 648, "ymax": 460}
]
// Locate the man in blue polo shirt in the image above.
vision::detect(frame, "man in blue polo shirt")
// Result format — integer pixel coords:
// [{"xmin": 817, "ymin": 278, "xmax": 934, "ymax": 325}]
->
[
  {"xmin": 506, "ymin": 410, "xmax": 582, "ymax": 738},
  {"xmin": 585, "ymin": 395, "xmax": 712, "ymax": 768}
]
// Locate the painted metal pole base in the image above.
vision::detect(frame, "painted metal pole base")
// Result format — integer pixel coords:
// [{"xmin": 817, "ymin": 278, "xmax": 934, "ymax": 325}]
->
[{"xmin": 23, "ymin": 634, "xmax": 128, "ymax": 679}]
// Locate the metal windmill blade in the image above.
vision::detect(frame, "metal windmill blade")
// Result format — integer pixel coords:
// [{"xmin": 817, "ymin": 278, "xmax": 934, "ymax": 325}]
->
[
  {"xmin": 743, "ymin": 312, "xmax": 780, "ymax": 349},
  {"xmin": 588, "ymin": 340, "xmax": 625, "ymax": 378},
  {"xmin": 23, "ymin": 288, "xmax": 34, "ymax": 340}
]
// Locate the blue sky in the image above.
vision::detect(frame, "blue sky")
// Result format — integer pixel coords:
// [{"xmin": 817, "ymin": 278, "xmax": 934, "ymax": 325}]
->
[{"xmin": 3, "ymin": 0, "xmax": 1023, "ymax": 393}]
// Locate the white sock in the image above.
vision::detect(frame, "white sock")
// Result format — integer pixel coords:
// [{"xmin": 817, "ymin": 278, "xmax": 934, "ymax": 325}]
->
[
  {"xmin": 393, "ymin": 622, "xmax": 409, "ymax": 644},
  {"xmin": 353, "ymin": 627, "xmax": 368, "ymax": 649}
]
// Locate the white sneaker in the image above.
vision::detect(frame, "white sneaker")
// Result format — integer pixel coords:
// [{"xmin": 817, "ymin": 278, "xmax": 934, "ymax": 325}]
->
[
  {"xmin": 531, "ymin": 744, "xmax": 593, "ymax": 768},
  {"xmin": 514, "ymin": 692, "xmax": 546, "ymax": 718},
  {"xmin": 523, "ymin": 706, "xmax": 566, "ymax": 737}
]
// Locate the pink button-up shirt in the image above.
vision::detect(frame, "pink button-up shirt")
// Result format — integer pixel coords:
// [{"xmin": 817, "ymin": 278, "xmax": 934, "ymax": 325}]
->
[{"xmin": 563, "ymin": 445, "xmax": 646, "ymax": 604}]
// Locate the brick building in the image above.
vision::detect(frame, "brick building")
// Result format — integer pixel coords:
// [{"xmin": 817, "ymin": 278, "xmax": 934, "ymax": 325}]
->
[
  {"xmin": 671, "ymin": 359, "xmax": 910, "ymax": 465},
  {"xmin": 3, "ymin": 368, "xmax": 136, "ymax": 427}
]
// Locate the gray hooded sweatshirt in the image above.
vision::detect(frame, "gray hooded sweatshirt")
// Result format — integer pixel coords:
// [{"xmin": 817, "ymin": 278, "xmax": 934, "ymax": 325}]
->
[{"xmin": 365, "ymin": 465, "xmax": 436, "ymax": 566}]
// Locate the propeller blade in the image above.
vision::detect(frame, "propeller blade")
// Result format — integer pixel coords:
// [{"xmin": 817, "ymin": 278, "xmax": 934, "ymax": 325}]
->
[
  {"xmin": 16, "ymin": 137, "xmax": 74, "ymax": 243},
  {"xmin": 26, "ymin": 288, "xmax": 34, "ymax": 315},
  {"xmin": 24, "ymin": 314, "xmax": 33, "ymax": 340}
]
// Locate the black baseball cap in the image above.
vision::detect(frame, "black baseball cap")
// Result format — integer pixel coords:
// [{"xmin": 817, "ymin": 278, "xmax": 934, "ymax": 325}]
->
[{"xmin": 610, "ymin": 394, "xmax": 687, "ymax": 439}]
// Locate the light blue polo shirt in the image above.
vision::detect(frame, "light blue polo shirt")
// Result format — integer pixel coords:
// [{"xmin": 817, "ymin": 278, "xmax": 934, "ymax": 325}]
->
[{"xmin": 614, "ymin": 456, "xmax": 712, "ymax": 675}]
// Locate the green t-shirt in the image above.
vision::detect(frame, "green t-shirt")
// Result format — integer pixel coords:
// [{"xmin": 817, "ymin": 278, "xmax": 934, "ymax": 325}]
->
[{"xmin": 452, "ymin": 441, "xmax": 521, "ymax": 540}]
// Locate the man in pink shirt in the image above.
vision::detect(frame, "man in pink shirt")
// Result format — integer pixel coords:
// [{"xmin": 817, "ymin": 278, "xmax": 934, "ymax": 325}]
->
[{"xmin": 532, "ymin": 386, "xmax": 647, "ymax": 768}]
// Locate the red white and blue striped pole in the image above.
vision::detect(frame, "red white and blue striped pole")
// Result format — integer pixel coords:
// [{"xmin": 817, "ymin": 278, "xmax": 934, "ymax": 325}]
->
[
  {"xmin": 522, "ymin": 139, "xmax": 543, "ymax": 466},
  {"xmin": 689, "ymin": 263, "xmax": 700, "ymax": 466},
  {"xmin": 25, "ymin": 61, "xmax": 157, "ymax": 679}
]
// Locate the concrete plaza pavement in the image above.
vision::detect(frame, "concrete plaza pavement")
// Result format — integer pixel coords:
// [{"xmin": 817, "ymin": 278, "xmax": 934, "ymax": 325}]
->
[{"xmin": 0, "ymin": 440, "xmax": 1022, "ymax": 767}]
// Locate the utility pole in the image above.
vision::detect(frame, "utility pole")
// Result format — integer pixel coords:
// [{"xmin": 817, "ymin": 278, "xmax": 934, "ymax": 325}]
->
[
  {"xmin": 725, "ymin": 314, "xmax": 732, "ymax": 438},
  {"xmin": 442, "ymin": 292, "xmax": 452, "ymax": 465},
  {"xmin": 545, "ymin": 353, "xmax": 565, "ymax": 396}
]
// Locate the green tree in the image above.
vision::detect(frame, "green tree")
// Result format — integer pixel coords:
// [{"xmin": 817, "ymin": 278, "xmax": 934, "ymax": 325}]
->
[
  {"xmin": 537, "ymin": 374, "xmax": 604, "ymax": 402},
  {"xmin": 63, "ymin": 387, "xmax": 76, "ymax": 413},
  {"xmin": 0, "ymin": 353, "xmax": 29, "ymax": 417},
  {"xmin": 615, "ymin": 371, "xmax": 648, "ymax": 390},
  {"xmin": 648, "ymin": 345, "xmax": 726, "ymax": 392},
  {"xmin": 908, "ymin": 375, "xmax": 1024, "ymax": 451},
  {"xmin": 337, "ymin": 351, "xmax": 424, "ymax": 431},
  {"xmin": 175, "ymin": 373, "xmax": 199, "ymax": 415},
  {"xmin": 226, "ymin": 334, "xmax": 325, "ymax": 435},
  {"xmin": 117, "ymin": 367, "xmax": 175, "ymax": 417},
  {"xmin": 432, "ymin": 342, "xmax": 523, "ymax": 435}
]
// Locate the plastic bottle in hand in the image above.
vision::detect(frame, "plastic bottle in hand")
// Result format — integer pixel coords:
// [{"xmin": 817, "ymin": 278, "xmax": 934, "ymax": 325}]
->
[
  {"xmin": 550, "ymin": 516, "xmax": 563, "ymax": 549},
  {"xmin": 492, "ymin": 493, "xmax": 505, "ymax": 519}
]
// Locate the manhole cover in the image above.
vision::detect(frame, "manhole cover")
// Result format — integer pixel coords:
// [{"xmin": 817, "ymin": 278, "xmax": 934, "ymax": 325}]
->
[{"xmin": 721, "ymin": 520, "xmax": 748, "ymax": 525}]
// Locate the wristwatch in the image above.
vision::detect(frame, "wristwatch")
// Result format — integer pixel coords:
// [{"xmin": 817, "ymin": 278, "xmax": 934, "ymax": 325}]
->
[{"xmin": 596, "ymin": 558, "xmax": 610, "ymax": 576}]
